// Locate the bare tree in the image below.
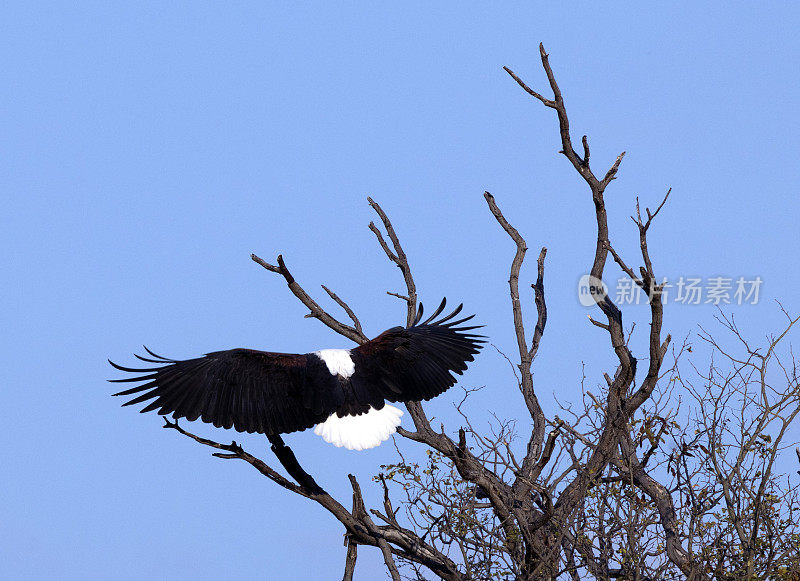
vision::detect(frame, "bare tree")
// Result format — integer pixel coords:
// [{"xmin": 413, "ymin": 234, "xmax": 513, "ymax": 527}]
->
[{"xmin": 160, "ymin": 45, "xmax": 800, "ymax": 580}]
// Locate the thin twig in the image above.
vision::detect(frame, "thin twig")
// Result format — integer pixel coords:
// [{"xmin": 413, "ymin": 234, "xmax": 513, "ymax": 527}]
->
[
  {"xmin": 321, "ymin": 284, "xmax": 364, "ymax": 337},
  {"xmin": 251, "ymin": 253, "xmax": 367, "ymax": 344}
]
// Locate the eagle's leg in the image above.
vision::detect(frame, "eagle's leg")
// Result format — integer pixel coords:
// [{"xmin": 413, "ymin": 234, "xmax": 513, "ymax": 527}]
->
[{"xmin": 266, "ymin": 434, "xmax": 325, "ymax": 495}]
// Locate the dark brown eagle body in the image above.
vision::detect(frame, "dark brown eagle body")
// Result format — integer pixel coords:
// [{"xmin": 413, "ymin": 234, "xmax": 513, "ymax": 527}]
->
[{"xmin": 110, "ymin": 299, "xmax": 483, "ymax": 450}]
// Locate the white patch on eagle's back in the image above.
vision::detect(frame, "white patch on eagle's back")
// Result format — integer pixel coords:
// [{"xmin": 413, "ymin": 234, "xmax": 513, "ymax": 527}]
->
[
  {"xmin": 314, "ymin": 349, "xmax": 355, "ymax": 378},
  {"xmin": 314, "ymin": 405, "xmax": 404, "ymax": 451}
]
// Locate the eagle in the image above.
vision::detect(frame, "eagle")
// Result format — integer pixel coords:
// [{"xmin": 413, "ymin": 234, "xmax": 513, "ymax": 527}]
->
[{"xmin": 109, "ymin": 299, "xmax": 483, "ymax": 450}]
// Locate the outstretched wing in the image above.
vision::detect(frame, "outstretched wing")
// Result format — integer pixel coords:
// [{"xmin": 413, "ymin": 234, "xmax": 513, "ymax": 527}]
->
[
  {"xmin": 349, "ymin": 299, "xmax": 484, "ymax": 407},
  {"xmin": 109, "ymin": 347, "xmax": 342, "ymax": 434}
]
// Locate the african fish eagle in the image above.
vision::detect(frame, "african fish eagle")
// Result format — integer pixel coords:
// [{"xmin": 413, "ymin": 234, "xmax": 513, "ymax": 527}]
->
[{"xmin": 109, "ymin": 299, "xmax": 484, "ymax": 450}]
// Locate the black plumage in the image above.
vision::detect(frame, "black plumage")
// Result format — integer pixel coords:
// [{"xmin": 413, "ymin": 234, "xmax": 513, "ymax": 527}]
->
[{"xmin": 109, "ymin": 299, "xmax": 484, "ymax": 442}]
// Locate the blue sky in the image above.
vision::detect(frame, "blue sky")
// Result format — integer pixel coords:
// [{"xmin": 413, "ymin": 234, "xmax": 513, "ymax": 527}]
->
[{"xmin": 2, "ymin": 2, "xmax": 799, "ymax": 579}]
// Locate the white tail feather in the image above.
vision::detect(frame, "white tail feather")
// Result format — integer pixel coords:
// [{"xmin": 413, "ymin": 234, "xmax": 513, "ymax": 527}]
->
[{"xmin": 314, "ymin": 405, "xmax": 403, "ymax": 451}]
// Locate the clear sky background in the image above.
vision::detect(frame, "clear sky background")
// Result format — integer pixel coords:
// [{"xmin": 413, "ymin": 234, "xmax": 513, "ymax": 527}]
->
[{"xmin": 2, "ymin": 2, "xmax": 799, "ymax": 579}]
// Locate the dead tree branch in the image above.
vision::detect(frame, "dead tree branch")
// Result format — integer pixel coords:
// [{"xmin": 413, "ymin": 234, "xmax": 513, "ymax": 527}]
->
[
  {"xmin": 250, "ymin": 253, "xmax": 368, "ymax": 345},
  {"xmin": 163, "ymin": 417, "xmax": 466, "ymax": 580}
]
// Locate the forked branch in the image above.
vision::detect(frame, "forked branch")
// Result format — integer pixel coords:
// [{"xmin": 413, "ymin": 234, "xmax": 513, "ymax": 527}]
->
[
  {"xmin": 250, "ymin": 253, "xmax": 368, "ymax": 344},
  {"xmin": 163, "ymin": 417, "xmax": 465, "ymax": 580}
]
